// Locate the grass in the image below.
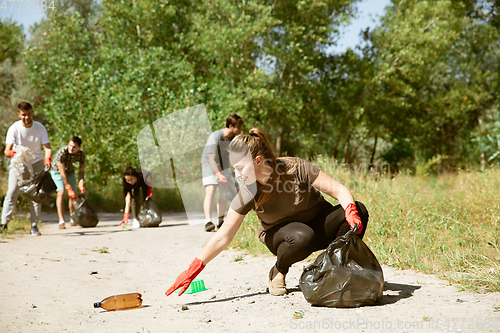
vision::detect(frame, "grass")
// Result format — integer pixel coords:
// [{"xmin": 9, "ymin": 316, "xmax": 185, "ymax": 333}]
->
[
  {"xmin": 84, "ymin": 183, "xmax": 185, "ymax": 213},
  {"xmin": 0, "ymin": 173, "xmax": 186, "ymax": 214},
  {"xmin": 0, "ymin": 216, "xmax": 32, "ymax": 238},
  {"xmin": 229, "ymin": 156, "xmax": 500, "ymax": 293},
  {"xmin": 93, "ymin": 246, "xmax": 109, "ymax": 254},
  {"xmin": 230, "ymin": 211, "xmax": 272, "ymax": 257}
]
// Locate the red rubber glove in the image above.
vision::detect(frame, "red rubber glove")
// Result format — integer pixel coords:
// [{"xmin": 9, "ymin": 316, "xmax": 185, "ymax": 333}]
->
[
  {"xmin": 147, "ymin": 186, "xmax": 153, "ymax": 198},
  {"xmin": 215, "ymin": 171, "xmax": 228, "ymax": 184},
  {"xmin": 345, "ymin": 202, "xmax": 363, "ymax": 235},
  {"xmin": 8, "ymin": 150, "xmax": 16, "ymax": 158},
  {"xmin": 165, "ymin": 258, "xmax": 205, "ymax": 296},
  {"xmin": 65, "ymin": 183, "xmax": 77, "ymax": 200},
  {"xmin": 118, "ymin": 212, "xmax": 130, "ymax": 226},
  {"xmin": 44, "ymin": 156, "xmax": 52, "ymax": 167},
  {"xmin": 78, "ymin": 179, "xmax": 85, "ymax": 194}
]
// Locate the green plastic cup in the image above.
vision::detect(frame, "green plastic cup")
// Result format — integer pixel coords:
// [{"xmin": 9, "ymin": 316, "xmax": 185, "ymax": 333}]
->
[{"xmin": 175, "ymin": 278, "xmax": 207, "ymax": 294}]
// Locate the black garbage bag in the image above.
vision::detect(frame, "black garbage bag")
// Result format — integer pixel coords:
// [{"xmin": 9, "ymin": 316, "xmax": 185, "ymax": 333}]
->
[
  {"xmin": 138, "ymin": 197, "xmax": 162, "ymax": 227},
  {"xmin": 72, "ymin": 194, "xmax": 99, "ymax": 227},
  {"xmin": 19, "ymin": 170, "xmax": 57, "ymax": 204},
  {"xmin": 219, "ymin": 176, "xmax": 239, "ymax": 201},
  {"xmin": 299, "ymin": 227, "xmax": 384, "ymax": 308}
]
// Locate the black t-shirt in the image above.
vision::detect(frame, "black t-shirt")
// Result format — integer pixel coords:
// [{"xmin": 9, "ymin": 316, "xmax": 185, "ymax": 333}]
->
[{"xmin": 123, "ymin": 168, "xmax": 150, "ymax": 199}]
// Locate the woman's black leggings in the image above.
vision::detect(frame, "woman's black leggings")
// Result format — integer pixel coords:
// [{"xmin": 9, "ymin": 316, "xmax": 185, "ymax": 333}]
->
[{"xmin": 263, "ymin": 201, "xmax": 369, "ymax": 275}]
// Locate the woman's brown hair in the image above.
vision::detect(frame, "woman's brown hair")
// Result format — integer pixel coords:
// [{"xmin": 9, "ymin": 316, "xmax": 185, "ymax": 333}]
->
[
  {"xmin": 123, "ymin": 165, "xmax": 137, "ymax": 177},
  {"xmin": 228, "ymin": 128, "xmax": 287, "ymax": 208}
]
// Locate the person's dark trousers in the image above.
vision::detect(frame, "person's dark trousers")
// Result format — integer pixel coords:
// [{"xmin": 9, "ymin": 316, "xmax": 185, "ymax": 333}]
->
[{"xmin": 264, "ymin": 201, "xmax": 369, "ymax": 275}]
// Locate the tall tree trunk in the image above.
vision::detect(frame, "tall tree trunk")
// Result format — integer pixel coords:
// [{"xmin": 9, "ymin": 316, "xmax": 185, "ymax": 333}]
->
[
  {"xmin": 276, "ymin": 126, "xmax": 284, "ymax": 156},
  {"xmin": 480, "ymin": 152, "xmax": 486, "ymax": 171},
  {"xmin": 478, "ymin": 118, "xmax": 485, "ymax": 171},
  {"xmin": 342, "ymin": 126, "xmax": 355, "ymax": 165},
  {"xmin": 343, "ymin": 133, "xmax": 351, "ymax": 164},
  {"xmin": 370, "ymin": 134, "xmax": 378, "ymax": 165},
  {"xmin": 332, "ymin": 88, "xmax": 369, "ymax": 158},
  {"xmin": 349, "ymin": 131, "xmax": 371, "ymax": 162}
]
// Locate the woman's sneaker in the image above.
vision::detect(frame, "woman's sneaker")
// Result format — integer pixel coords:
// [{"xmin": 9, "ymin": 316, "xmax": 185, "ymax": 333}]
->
[{"xmin": 31, "ymin": 226, "xmax": 42, "ymax": 236}]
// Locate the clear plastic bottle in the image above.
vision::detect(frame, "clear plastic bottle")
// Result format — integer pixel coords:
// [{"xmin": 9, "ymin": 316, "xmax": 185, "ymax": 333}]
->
[{"xmin": 93, "ymin": 293, "xmax": 143, "ymax": 311}]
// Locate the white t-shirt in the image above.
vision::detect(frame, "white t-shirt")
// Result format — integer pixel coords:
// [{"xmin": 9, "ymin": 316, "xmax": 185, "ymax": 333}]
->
[{"xmin": 5, "ymin": 120, "xmax": 50, "ymax": 163}]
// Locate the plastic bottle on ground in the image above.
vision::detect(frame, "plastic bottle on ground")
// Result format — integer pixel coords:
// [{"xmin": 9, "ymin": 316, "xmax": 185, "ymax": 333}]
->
[{"xmin": 94, "ymin": 293, "xmax": 143, "ymax": 311}]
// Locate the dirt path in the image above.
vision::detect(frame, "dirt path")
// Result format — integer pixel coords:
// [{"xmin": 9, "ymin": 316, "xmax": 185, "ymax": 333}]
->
[{"xmin": 1, "ymin": 213, "xmax": 499, "ymax": 333}]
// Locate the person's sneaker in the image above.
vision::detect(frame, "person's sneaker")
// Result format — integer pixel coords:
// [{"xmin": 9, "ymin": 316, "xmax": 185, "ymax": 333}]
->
[
  {"xmin": 205, "ymin": 221, "xmax": 215, "ymax": 232},
  {"xmin": 132, "ymin": 219, "xmax": 141, "ymax": 229},
  {"xmin": 0, "ymin": 224, "xmax": 8, "ymax": 232},
  {"xmin": 217, "ymin": 220, "xmax": 224, "ymax": 229},
  {"xmin": 31, "ymin": 226, "xmax": 42, "ymax": 236},
  {"xmin": 58, "ymin": 223, "xmax": 66, "ymax": 229},
  {"xmin": 70, "ymin": 222, "xmax": 78, "ymax": 227}
]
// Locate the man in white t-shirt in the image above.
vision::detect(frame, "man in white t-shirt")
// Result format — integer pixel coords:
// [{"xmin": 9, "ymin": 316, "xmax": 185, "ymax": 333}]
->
[{"xmin": 1, "ymin": 102, "xmax": 53, "ymax": 236}]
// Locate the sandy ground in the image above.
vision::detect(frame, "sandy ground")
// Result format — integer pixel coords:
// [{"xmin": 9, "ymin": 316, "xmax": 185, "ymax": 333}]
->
[{"xmin": 1, "ymin": 212, "xmax": 499, "ymax": 333}]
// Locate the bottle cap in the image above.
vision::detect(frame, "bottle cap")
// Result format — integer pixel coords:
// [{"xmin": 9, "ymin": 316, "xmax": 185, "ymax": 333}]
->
[{"xmin": 93, "ymin": 302, "xmax": 100, "ymax": 308}]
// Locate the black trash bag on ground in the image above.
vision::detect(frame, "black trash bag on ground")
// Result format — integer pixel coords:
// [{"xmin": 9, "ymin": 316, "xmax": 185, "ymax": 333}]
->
[
  {"xmin": 19, "ymin": 170, "xmax": 57, "ymax": 204},
  {"xmin": 299, "ymin": 227, "xmax": 384, "ymax": 308},
  {"xmin": 72, "ymin": 194, "xmax": 99, "ymax": 227},
  {"xmin": 138, "ymin": 197, "xmax": 162, "ymax": 227}
]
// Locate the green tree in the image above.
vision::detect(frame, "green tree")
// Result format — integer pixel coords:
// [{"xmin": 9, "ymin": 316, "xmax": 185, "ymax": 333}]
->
[
  {"xmin": 254, "ymin": 0, "xmax": 359, "ymax": 156},
  {"xmin": 181, "ymin": 0, "xmax": 275, "ymax": 126},
  {"xmin": 358, "ymin": 0, "xmax": 500, "ymax": 171},
  {"xmin": 316, "ymin": 49, "xmax": 375, "ymax": 163},
  {"xmin": 0, "ymin": 18, "xmax": 38, "ymax": 173},
  {"xmin": 0, "ymin": 18, "xmax": 24, "ymax": 63},
  {"xmin": 24, "ymin": 0, "xmax": 200, "ymax": 184}
]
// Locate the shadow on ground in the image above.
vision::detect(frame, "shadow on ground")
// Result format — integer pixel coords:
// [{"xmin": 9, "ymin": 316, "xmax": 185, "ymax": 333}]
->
[
  {"xmin": 380, "ymin": 282, "xmax": 421, "ymax": 305},
  {"xmin": 183, "ymin": 291, "xmax": 270, "ymax": 306},
  {"xmin": 177, "ymin": 282, "xmax": 421, "ymax": 308}
]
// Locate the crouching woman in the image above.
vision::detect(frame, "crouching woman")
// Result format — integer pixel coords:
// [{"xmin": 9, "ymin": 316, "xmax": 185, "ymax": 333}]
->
[{"xmin": 166, "ymin": 128, "xmax": 369, "ymax": 296}]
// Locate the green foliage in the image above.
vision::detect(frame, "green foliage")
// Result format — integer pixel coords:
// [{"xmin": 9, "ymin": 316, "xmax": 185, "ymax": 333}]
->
[
  {"xmin": 32, "ymin": 47, "xmax": 199, "ymax": 184},
  {"xmin": 0, "ymin": 18, "xmax": 24, "ymax": 63},
  {"xmin": 183, "ymin": 0, "xmax": 275, "ymax": 124},
  {"xmin": 315, "ymin": 49, "xmax": 374, "ymax": 161},
  {"xmin": 84, "ymin": 182, "xmax": 184, "ymax": 213},
  {"xmin": 0, "ymin": 17, "xmax": 39, "ymax": 172},
  {"xmin": 361, "ymin": 0, "xmax": 500, "ymax": 169},
  {"xmin": 474, "ymin": 118, "xmax": 500, "ymax": 164},
  {"xmin": 22, "ymin": 0, "xmax": 361, "ymax": 190},
  {"xmin": 251, "ymin": 0, "xmax": 359, "ymax": 155},
  {"xmin": 2, "ymin": 0, "xmax": 498, "ymax": 191},
  {"xmin": 24, "ymin": 0, "xmax": 201, "ymax": 187}
]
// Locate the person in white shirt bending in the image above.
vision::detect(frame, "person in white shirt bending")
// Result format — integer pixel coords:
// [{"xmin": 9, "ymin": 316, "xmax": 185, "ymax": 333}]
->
[{"xmin": 1, "ymin": 102, "xmax": 52, "ymax": 236}]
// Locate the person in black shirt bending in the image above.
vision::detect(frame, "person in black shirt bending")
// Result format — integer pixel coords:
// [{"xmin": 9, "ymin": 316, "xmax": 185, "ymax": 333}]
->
[{"xmin": 119, "ymin": 165, "xmax": 153, "ymax": 228}]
